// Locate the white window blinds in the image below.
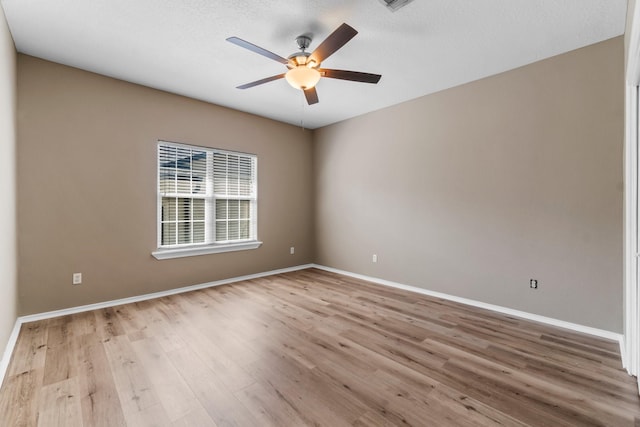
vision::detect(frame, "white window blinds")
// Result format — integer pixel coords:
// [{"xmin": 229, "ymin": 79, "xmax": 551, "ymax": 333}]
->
[
  {"xmin": 157, "ymin": 142, "xmax": 257, "ymax": 248},
  {"xmin": 213, "ymin": 152, "xmax": 257, "ymax": 242}
]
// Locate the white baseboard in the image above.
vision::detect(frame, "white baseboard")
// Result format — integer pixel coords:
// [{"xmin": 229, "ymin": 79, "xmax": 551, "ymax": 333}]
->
[
  {"xmin": 620, "ymin": 335, "xmax": 629, "ymax": 372},
  {"xmin": 311, "ymin": 264, "xmax": 624, "ymax": 347},
  {"xmin": 0, "ymin": 319, "xmax": 22, "ymax": 388},
  {"xmin": 0, "ymin": 263, "xmax": 313, "ymax": 387}
]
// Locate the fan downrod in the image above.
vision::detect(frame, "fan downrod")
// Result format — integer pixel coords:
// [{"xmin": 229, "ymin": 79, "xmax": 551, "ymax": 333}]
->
[{"xmin": 295, "ymin": 35, "xmax": 312, "ymax": 52}]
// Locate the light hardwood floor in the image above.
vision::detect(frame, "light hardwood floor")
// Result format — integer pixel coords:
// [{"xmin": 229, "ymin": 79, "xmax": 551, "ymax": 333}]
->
[{"xmin": 0, "ymin": 268, "xmax": 639, "ymax": 426}]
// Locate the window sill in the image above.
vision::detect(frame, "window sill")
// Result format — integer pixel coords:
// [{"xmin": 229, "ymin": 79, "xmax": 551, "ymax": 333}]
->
[{"xmin": 152, "ymin": 241, "xmax": 262, "ymax": 260}]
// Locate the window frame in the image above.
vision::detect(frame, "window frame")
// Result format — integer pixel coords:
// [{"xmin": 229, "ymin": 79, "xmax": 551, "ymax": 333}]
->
[{"xmin": 152, "ymin": 141, "xmax": 262, "ymax": 260}]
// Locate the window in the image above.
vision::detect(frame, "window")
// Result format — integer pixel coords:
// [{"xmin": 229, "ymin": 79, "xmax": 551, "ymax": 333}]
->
[{"xmin": 152, "ymin": 141, "xmax": 261, "ymax": 260}]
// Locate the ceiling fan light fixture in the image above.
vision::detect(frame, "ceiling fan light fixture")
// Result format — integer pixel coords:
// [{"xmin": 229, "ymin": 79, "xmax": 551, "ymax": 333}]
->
[
  {"xmin": 285, "ymin": 66, "xmax": 321, "ymax": 90},
  {"xmin": 228, "ymin": 23, "xmax": 381, "ymax": 104}
]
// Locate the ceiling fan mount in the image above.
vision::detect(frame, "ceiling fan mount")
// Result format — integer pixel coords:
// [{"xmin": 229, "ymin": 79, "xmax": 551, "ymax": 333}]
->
[
  {"xmin": 226, "ymin": 23, "xmax": 381, "ymax": 105},
  {"xmin": 294, "ymin": 35, "xmax": 312, "ymax": 52}
]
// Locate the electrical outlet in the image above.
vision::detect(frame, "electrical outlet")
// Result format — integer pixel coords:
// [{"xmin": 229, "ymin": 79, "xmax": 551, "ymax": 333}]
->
[
  {"xmin": 372, "ymin": 254, "xmax": 378, "ymax": 263},
  {"xmin": 530, "ymin": 279, "xmax": 538, "ymax": 289},
  {"xmin": 73, "ymin": 273, "xmax": 82, "ymax": 285},
  {"xmin": 290, "ymin": 246, "xmax": 295, "ymax": 255}
]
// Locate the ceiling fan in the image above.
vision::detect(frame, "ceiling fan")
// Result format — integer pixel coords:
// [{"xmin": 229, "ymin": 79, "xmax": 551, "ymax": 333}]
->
[{"xmin": 226, "ymin": 23, "xmax": 381, "ymax": 105}]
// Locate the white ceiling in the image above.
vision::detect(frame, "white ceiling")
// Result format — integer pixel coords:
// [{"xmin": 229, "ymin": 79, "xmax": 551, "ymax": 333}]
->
[{"xmin": 0, "ymin": 0, "xmax": 628, "ymax": 129}]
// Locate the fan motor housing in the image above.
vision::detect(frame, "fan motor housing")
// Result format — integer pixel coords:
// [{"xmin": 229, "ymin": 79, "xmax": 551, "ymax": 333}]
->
[
  {"xmin": 286, "ymin": 36, "xmax": 319, "ymax": 69},
  {"xmin": 288, "ymin": 51, "xmax": 315, "ymax": 68}
]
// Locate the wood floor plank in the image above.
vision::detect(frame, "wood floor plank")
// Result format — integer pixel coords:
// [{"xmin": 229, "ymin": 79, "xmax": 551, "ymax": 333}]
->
[
  {"xmin": 6, "ymin": 322, "xmax": 47, "ymax": 377},
  {"xmin": 94, "ymin": 308, "xmax": 126, "ymax": 342},
  {"xmin": 77, "ymin": 342, "xmax": 126, "ymax": 427},
  {"xmin": 1, "ymin": 267, "xmax": 639, "ymax": 426},
  {"xmin": 67, "ymin": 311, "xmax": 98, "ymax": 338},
  {"xmin": 0, "ymin": 368, "xmax": 44, "ymax": 427},
  {"xmin": 36, "ymin": 377, "xmax": 83, "ymax": 427},
  {"xmin": 112, "ymin": 303, "xmax": 150, "ymax": 342},
  {"xmin": 129, "ymin": 300, "xmax": 187, "ymax": 353},
  {"xmin": 168, "ymin": 346, "xmax": 260, "ymax": 427},
  {"xmin": 103, "ymin": 335, "xmax": 167, "ymax": 422},
  {"xmin": 42, "ymin": 319, "xmax": 78, "ymax": 387},
  {"xmin": 129, "ymin": 337, "xmax": 202, "ymax": 422},
  {"xmin": 123, "ymin": 402, "xmax": 173, "ymax": 427},
  {"xmin": 42, "ymin": 342, "xmax": 77, "ymax": 387},
  {"xmin": 245, "ymin": 352, "xmax": 362, "ymax": 427},
  {"xmin": 422, "ymin": 382, "xmax": 528, "ymax": 427},
  {"xmin": 233, "ymin": 382, "xmax": 310, "ymax": 427},
  {"xmin": 169, "ymin": 291, "xmax": 261, "ymax": 367},
  {"xmin": 353, "ymin": 410, "xmax": 397, "ymax": 427},
  {"xmin": 172, "ymin": 406, "xmax": 218, "ymax": 427},
  {"xmin": 164, "ymin": 307, "xmax": 256, "ymax": 392},
  {"xmin": 443, "ymin": 356, "xmax": 631, "ymax": 426}
]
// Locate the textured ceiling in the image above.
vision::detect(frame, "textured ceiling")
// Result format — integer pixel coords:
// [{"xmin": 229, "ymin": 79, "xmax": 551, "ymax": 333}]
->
[{"xmin": 0, "ymin": 0, "xmax": 628, "ymax": 129}]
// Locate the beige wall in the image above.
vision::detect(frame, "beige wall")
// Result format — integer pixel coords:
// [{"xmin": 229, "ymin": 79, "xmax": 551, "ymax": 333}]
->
[
  {"xmin": 0, "ymin": 7, "xmax": 17, "ymax": 358},
  {"xmin": 17, "ymin": 55, "xmax": 314, "ymax": 315},
  {"xmin": 314, "ymin": 37, "xmax": 624, "ymax": 332}
]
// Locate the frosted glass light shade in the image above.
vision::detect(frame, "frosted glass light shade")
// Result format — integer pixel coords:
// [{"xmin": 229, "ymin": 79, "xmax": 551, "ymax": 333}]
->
[{"xmin": 285, "ymin": 66, "xmax": 321, "ymax": 90}]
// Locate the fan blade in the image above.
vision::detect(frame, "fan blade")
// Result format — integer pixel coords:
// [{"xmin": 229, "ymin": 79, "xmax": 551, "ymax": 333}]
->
[
  {"xmin": 309, "ymin": 23, "xmax": 358, "ymax": 65},
  {"xmin": 304, "ymin": 87, "xmax": 319, "ymax": 105},
  {"xmin": 226, "ymin": 37, "xmax": 289, "ymax": 65},
  {"xmin": 320, "ymin": 69, "xmax": 381, "ymax": 84},
  {"xmin": 236, "ymin": 74, "xmax": 286, "ymax": 89}
]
